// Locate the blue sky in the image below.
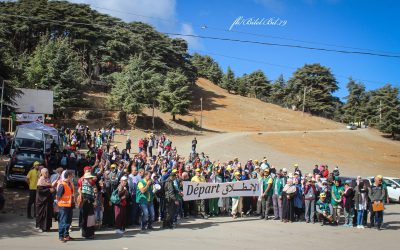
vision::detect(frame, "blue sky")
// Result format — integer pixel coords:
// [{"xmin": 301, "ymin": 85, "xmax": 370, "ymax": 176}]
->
[{"xmin": 70, "ymin": 0, "xmax": 400, "ymax": 100}]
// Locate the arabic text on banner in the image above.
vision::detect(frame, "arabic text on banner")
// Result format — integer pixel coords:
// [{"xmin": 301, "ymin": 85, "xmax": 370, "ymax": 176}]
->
[{"xmin": 182, "ymin": 179, "xmax": 262, "ymax": 201}]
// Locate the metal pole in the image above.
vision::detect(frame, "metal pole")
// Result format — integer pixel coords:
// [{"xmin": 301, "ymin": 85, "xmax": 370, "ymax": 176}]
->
[
  {"xmin": 152, "ymin": 101, "xmax": 155, "ymax": 130},
  {"xmin": 302, "ymin": 86, "xmax": 306, "ymax": 116},
  {"xmin": 0, "ymin": 80, "xmax": 5, "ymax": 133},
  {"xmin": 200, "ymin": 97, "xmax": 203, "ymax": 132}
]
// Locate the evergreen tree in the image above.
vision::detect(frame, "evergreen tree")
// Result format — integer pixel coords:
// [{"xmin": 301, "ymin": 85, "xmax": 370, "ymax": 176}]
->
[
  {"xmin": 343, "ymin": 78, "xmax": 368, "ymax": 125},
  {"xmin": 25, "ymin": 36, "xmax": 83, "ymax": 115},
  {"xmin": 286, "ymin": 63, "xmax": 338, "ymax": 118},
  {"xmin": 367, "ymin": 84, "xmax": 400, "ymax": 139},
  {"xmin": 191, "ymin": 53, "xmax": 223, "ymax": 84},
  {"xmin": 269, "ymin": 74, "xmax": 287, "ymax": 106},
  {"xmin": 235, "ymin": 74, "xmax": 248, "ymax": 96},
  {"xmin": 158, "ymin": 70, "xmax": 191, "ymax": 121},
  {"xmin": 107, "ymin": 56, "xmax": 163, "ymax": 114},
  {"xmin": 221, "ymin": 66, "xmax": 235, "ymax": 93},
  {"xmin": 246, "ymin": 70, "xmax": 271, "ymax": 101}
]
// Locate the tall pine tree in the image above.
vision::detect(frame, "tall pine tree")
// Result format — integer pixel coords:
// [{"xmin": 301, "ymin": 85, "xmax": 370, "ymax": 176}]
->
[
  {"xmin": 221, "ymin": 66, "xmax": 236, "ymax": 93},
  {"xmin": 158, "ymin": 70, "xmax": 191, "ymax": 121}
]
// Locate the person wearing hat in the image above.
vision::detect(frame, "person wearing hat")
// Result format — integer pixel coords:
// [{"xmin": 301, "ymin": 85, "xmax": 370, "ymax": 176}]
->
[
  {"xmin": 26, "ymin": 161, "xmax": 40, "ymax": 219},
  {"xmin": 231, "ymin": 172, "xmax": 243, "ymax": 219},
  {"xmin": 368, "ymin": 175, "xmax": 386, "ymax": 230},
  {"xmin": 191, "ymin": 169, "xmax": 208, "ymax": 219},
  {"xmin": 331, "ymin": 178, "xmax": 344, "ymax": 225},
  {"xmin": 163, "ymin": 172, "xmax": 180, "ymax": 229},
  {"xmin": 304, "ymin": 176, "xmax": 317, "ymax": 223},
  {"xmin": 316, "ymin": 193, "xmax": 333, "ymax": 226},
  {"xmin": 260, "ymin": 158, "xmax": 270, "ymax": 170},
  {"xmin": 81, "ymin": 172, "xmax": 96, "ymax": 239},
  {"xmin": 343, "ymin": 180, "xmax": 355, "ymax": 227},
  {"xmin": 260, "ymin": 168, "xmax": 273, "ymax": 220}
]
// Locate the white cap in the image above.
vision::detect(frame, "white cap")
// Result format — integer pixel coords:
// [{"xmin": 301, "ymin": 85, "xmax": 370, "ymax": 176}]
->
[{"xmin": 120, "ymin": 176, "xmax": 128, "ymax": 181}]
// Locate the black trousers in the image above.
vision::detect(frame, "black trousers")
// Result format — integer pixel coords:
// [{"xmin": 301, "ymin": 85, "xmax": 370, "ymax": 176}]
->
[
  {"xmin": 27, "ymin": 190, "xmax": 36, "ymax": 217},
  {"xmin": 163, "ymin": 199, "xmax": 176, "ymax": 228}
]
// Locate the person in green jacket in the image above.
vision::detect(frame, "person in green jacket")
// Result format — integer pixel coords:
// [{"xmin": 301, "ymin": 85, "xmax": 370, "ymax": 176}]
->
[
  {"xmin": 136, "ymin": 171, "xmax": 155, "ymax": 230},
  {"xmin": 272, "ymin": 170, "xmax": 284, "ymax": 220},
  {"xmin": 331, "ymin": 179, "xmax": 344, "ymax": 225},
  {"xmin": 316, "ymin": 193, "xmax": 333, "ymax": 226},
  {"xmin": 261, "ymin": 168, "xmax": 273, "ymax": 220}
]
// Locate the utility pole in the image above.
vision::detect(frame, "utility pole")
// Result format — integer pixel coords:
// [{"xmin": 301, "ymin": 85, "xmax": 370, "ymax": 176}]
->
[
  {"xmin": 200, "ymin": 97, "xmax": 203, "ymax": 133},
  {"xmin": 302, "ymin": 85, "xmax": 307, "ymax": 116},
  {"xmin": 152, "ymin": 101, "xmax": 155, "ymax": 130}
]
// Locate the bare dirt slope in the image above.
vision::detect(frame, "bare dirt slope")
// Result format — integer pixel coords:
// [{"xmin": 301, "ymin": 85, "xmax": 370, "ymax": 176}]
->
[{"xmin": 178, "ymin": 78, "xmax": 343, "ymax": 132}]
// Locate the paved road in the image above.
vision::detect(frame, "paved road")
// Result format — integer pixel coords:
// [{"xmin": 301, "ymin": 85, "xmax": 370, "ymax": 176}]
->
[{"xmin": 0, "ymin": 204, "xmax": 399, "ymax": 250}]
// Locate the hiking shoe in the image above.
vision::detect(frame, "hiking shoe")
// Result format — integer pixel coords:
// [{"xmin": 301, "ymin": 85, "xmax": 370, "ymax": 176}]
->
[
  {"xmin": 64, "ymin": 236, "xmax": 74, "ymax": 241},
  {"xmin": 59, "ymin": 238, "xmax": 66, "ymax": 243}
]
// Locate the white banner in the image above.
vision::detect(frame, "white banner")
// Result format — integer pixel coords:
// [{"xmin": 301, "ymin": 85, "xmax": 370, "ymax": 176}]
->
[
  {"xmin": 183, "ymin": 179, "xmax": 262, "ymax": 201},
  {"xmin": 16, "ymin": 113, "xmax": 44, "ymax": 123}
]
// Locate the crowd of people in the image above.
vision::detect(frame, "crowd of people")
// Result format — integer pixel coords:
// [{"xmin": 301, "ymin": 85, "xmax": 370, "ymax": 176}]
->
[{"xmin": 24, "ymin": 125, "xmax": 389, "ymax": 243}]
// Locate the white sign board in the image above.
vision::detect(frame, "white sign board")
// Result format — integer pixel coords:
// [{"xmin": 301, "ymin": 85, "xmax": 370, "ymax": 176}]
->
[
  {"xmin": 14, "ymin": 88, "xmax": 54, "ymax": 114},
  {"xmin": 16, "ymin": 113, "xmax": 45, "ymax": 123},
  {"xmin": 183, "ymin": 179, "xmax": 262, "ymax": 201}
]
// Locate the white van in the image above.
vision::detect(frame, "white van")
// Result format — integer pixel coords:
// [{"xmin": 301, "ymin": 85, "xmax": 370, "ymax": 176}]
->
[{"xmin": 10, "ymin": 122, "xmax": 61, "ymax": 155}]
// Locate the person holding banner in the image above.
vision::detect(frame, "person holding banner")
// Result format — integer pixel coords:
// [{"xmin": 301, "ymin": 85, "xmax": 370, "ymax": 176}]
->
[
  {"xmin": 191, "ymin": 169, "xmax": 208, "ymax": 219},
  {"xmin": 231, "ymin": 172, "xmax": 243, "ymax": 219},
  {"xmin": 261, "ymin": 169, "xmax": 273, "ymax": 220}
]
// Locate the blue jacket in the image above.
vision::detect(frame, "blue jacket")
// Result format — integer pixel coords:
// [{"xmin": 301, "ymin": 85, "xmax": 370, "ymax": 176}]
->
[{"xmin": 294, "ymin": 184, "xmax": 303, "ymax": 208}]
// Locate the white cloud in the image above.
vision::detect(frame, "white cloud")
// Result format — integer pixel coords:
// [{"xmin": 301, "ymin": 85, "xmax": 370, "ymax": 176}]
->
[
  {"xmin": 68, "ymin": 0, "xmax": 202, "ymax": 48},
  {"xmin": 178, "ymin": 23, "xmax": 203, "ymax": 49},
  {"xmin": 69, "ymin": 0, "xmax": 177, "ymax": 30}
]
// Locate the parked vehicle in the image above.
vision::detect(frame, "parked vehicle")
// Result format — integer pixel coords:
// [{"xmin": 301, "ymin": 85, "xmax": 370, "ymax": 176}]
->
[
  {"xmin": 5, "ymin": 147, "xmax": 46, "ymax": 187},
  {"xmin": 10, "ymin": 122, "xmax": 62, "ymax": 156},
  {"xmin": 367, "ymin": 176, "xmax": 400, "ymax": 203},
  {"xmin": 346, "ymin": 123, "xmax": 357, "ymax": 130}
]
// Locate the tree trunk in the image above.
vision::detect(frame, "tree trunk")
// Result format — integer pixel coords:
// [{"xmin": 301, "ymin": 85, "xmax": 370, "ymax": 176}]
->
[{"xmin": 172, "ymin": 114, "xmax": 176, "ymax": 121}]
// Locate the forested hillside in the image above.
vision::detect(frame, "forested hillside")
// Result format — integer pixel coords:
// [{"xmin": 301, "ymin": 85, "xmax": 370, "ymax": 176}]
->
[{"xmin": 0, "ymin": 0, "xmax": 398, "ymax": 138}]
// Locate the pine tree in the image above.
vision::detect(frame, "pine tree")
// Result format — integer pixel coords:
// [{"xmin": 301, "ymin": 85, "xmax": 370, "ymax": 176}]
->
[
  {"xmin": 343, "ymin": 78, "xmax": 368, "ymax": 125},
  {"xmin": 246, "ymin": 70, "xmax": 271, "ymax": 101},
  {"xmin": 222, "ymin": 66, "xmax": 235, "ymax": 93},
  {"xmin": 369, "ymin": 85, "xmax": 400, "ymax": 139},
  {"xmin": 25, "ymin": 37, "xmax": 83, "ymax": 115},
  {"xmin": 286, "ymin": 64, "xmax": 338, "ymax": 118},
  {"xmin": 269, "ymin": 74, "xmax": 286, "ymax": 106},
  {"xmin": 158, "ymin": 70, "xmax": 191, "ymax": 121},
  {"xmin": 108, "ymin": 55, "xmax": 163, "ymax": 114}
]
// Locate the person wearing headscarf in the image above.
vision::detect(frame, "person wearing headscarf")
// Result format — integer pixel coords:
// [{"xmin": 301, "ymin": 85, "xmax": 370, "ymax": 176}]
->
[
  {"xmin": 282, "ymin": 178, "xmax": 297, "ymax": 223},
  {"xmin": 81, "ymin": 172, "xmax": 96, "ymax": 239},
  {"xmin": 36, "ymin": 168, "xmax": 55, "ymax": 232},
  {"xmin": 115, "ymin": 176, "xmax": 129, "ymax": 234}
]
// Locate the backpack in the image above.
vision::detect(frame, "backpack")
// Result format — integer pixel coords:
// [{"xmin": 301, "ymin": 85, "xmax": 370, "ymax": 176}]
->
[
  {"xmin": 60, "ymin": 156, "xmax": 68, "ymax": 166},
  {"xmin": 110, "ymin": 189, "xmax": 121, "ymax": 205}
]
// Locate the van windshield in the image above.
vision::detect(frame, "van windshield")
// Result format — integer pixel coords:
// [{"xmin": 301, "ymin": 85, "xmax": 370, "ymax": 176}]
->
[{"xmin": 13, "ymin": 138, "xmax": 44, "ymax": 150}]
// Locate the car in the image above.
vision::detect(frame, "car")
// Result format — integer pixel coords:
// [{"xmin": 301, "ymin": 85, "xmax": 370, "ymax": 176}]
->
[
  {"xmin": 346, "ymin": 123, "xmax": 357, "ymax": 130},
  {"xmin": 367, "ymin": 176, "xmax": 400, "ymax": 203},
  {"xmin": 5, "ymin": 148, "xmax": 46, "ymax": 188}
]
